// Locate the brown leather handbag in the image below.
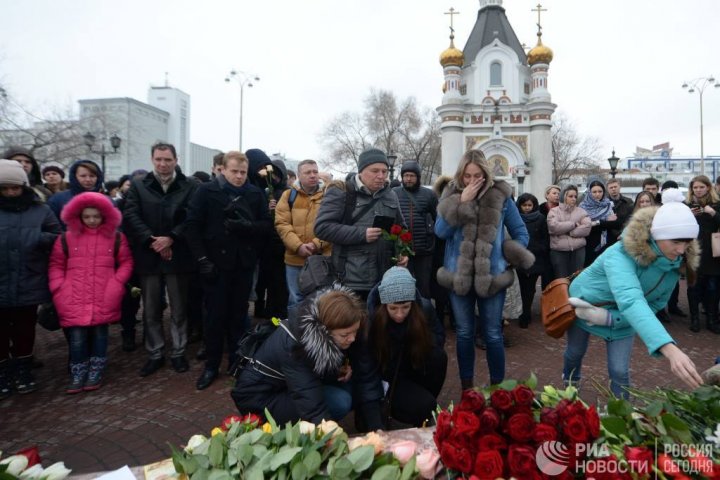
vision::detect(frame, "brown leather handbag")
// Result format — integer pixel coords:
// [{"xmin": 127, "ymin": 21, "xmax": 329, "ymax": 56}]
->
[{"xmin": 541, "ymin": 277, "xmax": 577, "ymax": 338}]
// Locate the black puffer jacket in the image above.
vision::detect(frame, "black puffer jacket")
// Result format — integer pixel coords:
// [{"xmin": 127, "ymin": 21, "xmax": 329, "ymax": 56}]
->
[
  {"xmin": 0, "ymin": 188, "xmax": 61, "ymax": 307},
  {"xmin": 231, "ymin": 284, "xmax": 384, "ymax": 428},
  {"xmin": 122, "ymin": 168, "xmax": 197, "ymax": 274},
  {"xmin": 392, "ymin": 161, "xmax": 438, "ymax": 255},
  {"xmin": 518, "ymin": 210, "xmax": 550, "ymax": 276},
  {"xmin": 689, "ymin": 200, "xmax": 720, "ymax": 276}
]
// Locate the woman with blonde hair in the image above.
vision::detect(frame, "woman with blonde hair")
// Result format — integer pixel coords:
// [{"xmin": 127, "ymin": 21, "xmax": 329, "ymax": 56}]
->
[
  {"xmin": 435, "ymin": 150, "xmax": 533, "ymax": 389},
  {"xmin": 633, "ymin": 191, "xmax": 657, "ymax": 212},
  {"xmin": 685, "ymin": 175, "xmax": 720, "ymax": 333}
]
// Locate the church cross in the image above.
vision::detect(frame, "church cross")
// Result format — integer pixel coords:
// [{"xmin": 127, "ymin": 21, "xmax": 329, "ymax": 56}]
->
[
  {"xmin": 444, "ymin": 7, "xmax": 460, "ymax": 36},
  {"xmin": 531, "ymin": 4, "xmax": 547, "ymax": 32}
]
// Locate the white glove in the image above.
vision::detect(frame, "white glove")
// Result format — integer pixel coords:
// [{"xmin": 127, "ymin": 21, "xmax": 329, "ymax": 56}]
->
[{"xmin": 569, "ymin": 297, "xmax": 612, "ymax": 327}]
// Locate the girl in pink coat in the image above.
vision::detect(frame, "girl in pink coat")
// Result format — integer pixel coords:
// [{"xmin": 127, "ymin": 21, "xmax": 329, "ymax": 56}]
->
[{"xmin": 49, "ymin": 192, "xmax": 133, "ymax": 393}]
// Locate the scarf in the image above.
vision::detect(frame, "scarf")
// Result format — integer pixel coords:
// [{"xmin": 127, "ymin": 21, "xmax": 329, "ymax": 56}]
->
[{"xmin": 579, "ymin": 194, "xmax": 613, "ymax": 221}]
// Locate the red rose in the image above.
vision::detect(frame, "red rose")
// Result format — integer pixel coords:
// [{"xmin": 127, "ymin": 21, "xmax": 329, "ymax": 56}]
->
[
  {"xmin": 540, "ymin": 406, "xmax": 559, "ymax": 425},
  {"xmin": 458, "ymin": 389, "xmax": 486, "ymax": 413},
  {"xmin": 559, "ymin": 401, "xmax": 586, "ymax": 419},
  {"xmin": 623, "ymin": 446, "xmax": 653, "ymax": 475},
  {"xmin": 508, "ymin": 404, "xmax": 533, "ymax": 417},
  {"xmin": 221, "ymin": 414, "xmax": 243, "ymax": 430},
  {"xmin": 434, "ymin": 410, "xmax": 452, "ymax": 442},
  {"xmin": 450, "ymin": 410, "xmax": 481, "ymax": 442},
  {"xmin": 399, "ymin": 231, "xmax": 412, "ymax": 243},
  {"xmin": 587, "ymin": 455, "xmax": 633, "ymax": 480},
  {"xmin": 473, "ymin": 450, "xmax": 504, "ymax": 479},
  {"xmin": 563, "ymin": 414, "xmax": 589, "ymax": 443},
  {"xmin": 586, "ymin": 405, "xmax": 600, "ymax": 438},
  {"xmin": 512, "ymin": 384, "xmax": 535, "ymax": 406},
  {"xmin": 478, "ymin": 407, "xmax": 501, "ymax": 434},
  {"xmin": 477, "ymin": 433, "xmax": 507, "ymax": 452},
  {"xmin": 533, "ymin": 423, "xmax": 558, "ymax": 443},
  {"xmin": 390, "ymin": 224, "xmax": 402, "ymax": 235},
  {"xmin": 505, "ymin": 412, "xmax": 535, "ymax": 442},
  {"xmin": 507, "ymin": 444, "xmax": 536, "ymax": 477},
  {"xmin": 490, "ymin": 389, "xmax": 514, "ymax": 411},
  {"xmin": 440, "ymin": 441, "xmax": 474, "ymax": 473},
  {"xmin": 16, "ymin": 445, "xmax": 41, "ymax": 468}
]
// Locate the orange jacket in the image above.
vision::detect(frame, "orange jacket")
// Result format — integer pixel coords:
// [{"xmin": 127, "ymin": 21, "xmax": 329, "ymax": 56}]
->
[{"xmin": 274, "ymin": 183, "xmax": 331, "ymax": 266}]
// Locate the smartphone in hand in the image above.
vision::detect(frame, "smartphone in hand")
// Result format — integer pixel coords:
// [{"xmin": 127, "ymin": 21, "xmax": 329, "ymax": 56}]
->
[{"xmin": 372, "ymin": 215, "xmax": 395, "ymax": 231}]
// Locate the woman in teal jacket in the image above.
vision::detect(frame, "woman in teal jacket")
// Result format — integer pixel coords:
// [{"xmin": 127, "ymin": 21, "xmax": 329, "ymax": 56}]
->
[{"xmin": 565, "ymin": 190, "xmax": 704, "ymax": 397}]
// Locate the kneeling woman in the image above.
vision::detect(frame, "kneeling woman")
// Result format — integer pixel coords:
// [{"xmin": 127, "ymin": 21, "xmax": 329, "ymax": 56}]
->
[
  {"xmin": 231, "ymin": 284, "xmax": 384, "ymax": 431},
  {"xmin": 565, "ymin": 190, "xmax": 704, "ymax": 398},
  {"xmin": 367, "ymin": 267, "xmax": 447, "ymax": 428}
]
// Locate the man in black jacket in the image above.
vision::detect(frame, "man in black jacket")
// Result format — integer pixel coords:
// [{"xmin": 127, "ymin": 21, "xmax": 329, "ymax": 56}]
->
[
  {"xmin": 123, "ymin": 143, "xmax": 198, "ymax": 377},
  {"xmin": 185, "ymin": 151, "xmax": 272, "ymax": 390},
  {"xmin": 392, "ymin": 160, "xmax": 437, "ymax": 297},
  {"xmin": 605, "ymin": 178, "xmax": 633, "ymax": 246}
]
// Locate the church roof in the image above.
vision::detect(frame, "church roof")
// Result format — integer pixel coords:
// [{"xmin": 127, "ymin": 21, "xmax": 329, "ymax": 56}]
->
[{"xmin": 462, "ymin": 4, "xmax": 527, "ymax": 66}]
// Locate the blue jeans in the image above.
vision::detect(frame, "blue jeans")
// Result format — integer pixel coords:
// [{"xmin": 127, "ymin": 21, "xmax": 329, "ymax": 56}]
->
[
  {"xmin": 323, "ymin": 382, "xmax": 353, "ymax": 421},
  {"xmin": 67, "ymin": 325, "xmax": 109, "ymax": 363},
  {"xmin": 450, "ymin": 289, "xmax": 506, "ymax": 384},
  {"xmin": 286, "ymin": 265, "xmax": 304, "ymax": 318},
  {"xmin": 562, "ymin": 322, "xmax": 635, "ymax": 398}
]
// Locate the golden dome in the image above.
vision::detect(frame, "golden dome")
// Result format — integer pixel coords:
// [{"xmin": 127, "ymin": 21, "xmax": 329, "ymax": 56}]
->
[
  {"xmin": 527, "ymin": 36, "xmax": 553, "ymax": 65},
  {"xmin": 440, "ymin": 38, "xmax": 464, "ymax": 68}
]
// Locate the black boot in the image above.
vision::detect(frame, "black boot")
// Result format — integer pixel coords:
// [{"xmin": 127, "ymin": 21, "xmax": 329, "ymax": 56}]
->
[
  {"xmin": 0, "ymin": 360, "xmax": 11, "ymax": 400},
  {"xmin": 688, "ymin": 289, "xmax": 701, "ymax": 333},
  {"xmin": 461, "ymin": 378, "xmax": 474, "ymax": 391},
  {"xmin": 706, "ymin": 295, "xmax": 720, "ymax": 334},
  {"xmin": 14, "ymin": 356, "xmax": 37, "ymax": 394},
  {"xmin": 690, "ymin": 315, "xmax": 701, "ymax": 333}
]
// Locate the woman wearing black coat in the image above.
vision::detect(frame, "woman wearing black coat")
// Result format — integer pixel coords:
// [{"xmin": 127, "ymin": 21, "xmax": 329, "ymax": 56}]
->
[
  {"xmin": 366, "ymin": 267, "xmax": 447, "ymax": 428},
  {"xmin": 231, "ymin": 284, "xmax": 384, "ymax": 431},
  {"xmin": 516, "ymin": 193, "xmax": 550, "ymax": 328}
]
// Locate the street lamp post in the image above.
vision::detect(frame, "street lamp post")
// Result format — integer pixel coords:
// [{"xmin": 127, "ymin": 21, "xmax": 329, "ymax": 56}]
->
[
  {"xmin": 83, "ymin": 132, "xmax": 121, "ymax": 178},
  {"xmin": 607, "ymin": 149, "xmax": 619, "ymax": 178},
  {"xmin": 682, "ymin": 76, "xmax": 719, "ymax": 176},
  {"xmin": 225, "ymin": 70, "xmax": 260, "ymax": 151},
  {"xmin": 387, "ymin": 151, "xmax": 398, "ymax": 181}
]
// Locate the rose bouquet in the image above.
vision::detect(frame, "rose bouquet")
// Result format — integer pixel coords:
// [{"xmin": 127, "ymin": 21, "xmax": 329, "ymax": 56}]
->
[
  {"xmin": 0, "ymin": 446, "xmax": 71, "ymax": 480},
  {"xmin": 382, "ymin": 224, "xmax": 414, "ymax": 264}
]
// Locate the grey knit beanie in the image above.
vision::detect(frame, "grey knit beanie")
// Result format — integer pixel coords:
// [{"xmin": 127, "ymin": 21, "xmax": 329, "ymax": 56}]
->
[
  {"xmin": 357, "ymin": 148, "xmax": 389, "ymax": 172},
  {"xmin": 378, "ymin": 267, "xmax": 416, "ymax": 304},
  {"xmin": 0, "ymin": 159, "xmax": 29, "ymax": 186}
]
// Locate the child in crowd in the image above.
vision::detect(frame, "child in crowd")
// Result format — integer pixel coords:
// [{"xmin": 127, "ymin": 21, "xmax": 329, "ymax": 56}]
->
[{"xmin": 49, "ymin": 192, "xmax": 133, "ymax": 393}]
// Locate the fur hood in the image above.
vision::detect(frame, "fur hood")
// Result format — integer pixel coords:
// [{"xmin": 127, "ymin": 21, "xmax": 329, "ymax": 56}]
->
[
  {"xmin": 296, "ymin": 283, "xmax": 352, "ymax": 377},
  {"xmin": 623, "ymin": 206, "xmax": 700, "ymax": 274},
  {"xmin": 61, "ymin": 192, "xmax": 121, "ymax": 236}
]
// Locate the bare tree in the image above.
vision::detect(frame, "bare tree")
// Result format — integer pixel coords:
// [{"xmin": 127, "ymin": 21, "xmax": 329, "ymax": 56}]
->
[
  {"xmin": 319, "ymin": 89, "xmax": 441, "ymax": 181},
  {"xmin": 551, "ymin": 113, "xmax": 603, "ymax": 184}
]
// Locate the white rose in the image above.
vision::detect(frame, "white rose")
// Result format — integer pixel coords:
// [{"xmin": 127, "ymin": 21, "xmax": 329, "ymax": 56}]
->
[
  {"xmin": 319, "ymin": 419, "xmax": 342, "ymax": 438},
  {"xmin": 298, "ymin": 421, "xmax": 316, "ymax": 436},
  {"xmin": 41, "ymin": 462, "xmax": 72, "ymax": 480},
  {"xmin": 18, "ymin": 464, "xmax": 43, "ymax": 479},
  {"xmin": 1, "ymin": 455, "xmax": 29, "ymax": 476},
  {"xmin": 184, "ymin": 434, "xmax": 208, "ymax": 453}
]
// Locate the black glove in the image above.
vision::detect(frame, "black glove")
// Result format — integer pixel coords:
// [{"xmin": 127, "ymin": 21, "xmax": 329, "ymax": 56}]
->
[
  {"xmin": 197, "ymin": 257, "xmax": 218, "ymax": 283},
  {"xmin": 224, "ymin": 216, "xmax": 254, "ymax": 234}
]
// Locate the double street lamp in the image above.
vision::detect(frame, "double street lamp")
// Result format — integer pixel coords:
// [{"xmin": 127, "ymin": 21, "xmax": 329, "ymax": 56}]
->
[
  {"xmin": 83, "ymin": 131, "xmax": 121, "ymax": 177},
  {"xmin": 682, "ymin": 76, "xmax": 719, "ymax": 176},
  {"xmin": 607, "ymin": 149, "xmax": 619, "ymax": 178},
  {"xmin": 225, "ymin": 70, "xmax": 260, "ymax": 152}
]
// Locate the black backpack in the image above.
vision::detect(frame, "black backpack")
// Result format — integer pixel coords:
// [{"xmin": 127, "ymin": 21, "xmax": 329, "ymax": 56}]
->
[{"xmin": 229, "ymin": 319, "xmax": 297, "ymax": 379}]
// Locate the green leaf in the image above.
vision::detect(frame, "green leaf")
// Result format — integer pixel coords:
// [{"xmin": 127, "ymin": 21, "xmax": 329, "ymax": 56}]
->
[
  {"xmin": 235, "ymin": 429, "xmax": 265, "ymax": 446},
  {"xmin": 190, "ymin": 468, "xmax": 209, "ymax": 480},
  {"xmin": 208, "ymin": 434, "xmax": 225, "ymax": 468},
  {"xmin": 207, "ymin": 469, "xmax": 231, "ymax": 480},
  {"xmin": 526, "ymin": 372, "xmax": 538, "ymax": 390},
  {"xmin": 245, "ymin": 466, "xmax": 264, "ymax": 480},
  {"xmin": 302, "ymin": 450, "xmax": 322, "ymax": 475},
  {"xmin": 399, "ymin": 456, "xmax": 416, "ymax": 480},
  {"xmin": 346, "ymin": 446, "xmax": 375, "ymax": 473},
  {"xmin": 644, "ymin": 400, "xmax": 664, "ymax": 417},
  {"xmin": 291, "ymin": 461, "xmax": 308, "ymax": 480},
  {"xmin": 195, "ymin": 455, "xmax": 210, "ymax": 470},
  {"xmin": 236, "ymin": 444, "xmax": 254, "ymax": 467},
  {"xmin": 331, "ymin": 457, "xmax": 354, "ymax": 478},
  {"xmin": 607, "ymin": 399, "xmax": 633, "ymax": 417},
  {"xmin": 496, "ymin": 379, "xmax": 517, "ymax": 391},
  {"xmin": 265, "ymin": 408, "xmax": 279, "ymax": 432},
  {"xmin": 661, "ymin": 413, "xmax": 693, "ymax": 444},
  {"xmin": 601, "ymin": 416, "xmax": 629, "ymax": 436},
  {"xmin": 269, "ymin": 447, "xmax": 303, "ymax": 471},
  {"xmin": 370, "ymin": 465, "xmax": 401, "ymax": 480}
]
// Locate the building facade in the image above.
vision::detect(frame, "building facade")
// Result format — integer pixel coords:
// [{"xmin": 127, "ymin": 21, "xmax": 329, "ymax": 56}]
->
[{"xmin": 437, "ymin": 0, "xmax": 556, "ymax": 196}]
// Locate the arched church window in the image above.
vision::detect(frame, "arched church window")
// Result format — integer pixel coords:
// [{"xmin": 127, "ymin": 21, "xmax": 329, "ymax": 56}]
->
[{"xmin": 490, "ymin": 62, "xmax": 502, "ymax": 86}]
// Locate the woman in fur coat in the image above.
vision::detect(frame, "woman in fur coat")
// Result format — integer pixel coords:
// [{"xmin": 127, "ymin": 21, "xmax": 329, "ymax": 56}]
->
[
  {"xmin": 566, "ymin": 191, "xmax": 704, "ymax": 397},
  {"xmin": 231, "ymin": 284, "xmax": 384, "ymax": 431},
  {"xmin": 48, "ymin": 192, "xmax": 133, "ymax": 393},
  {"xmin": 434, "ymin": 150, "xmax": 534, "ymax": 389}
]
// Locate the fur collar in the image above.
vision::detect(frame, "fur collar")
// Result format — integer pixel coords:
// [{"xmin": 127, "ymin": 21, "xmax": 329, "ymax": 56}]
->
[
  {"xmin": 436, "ymin": 179, "xmax": 535, "ymax": 298},
  {"xmin": 623, "ymin": 206, "xmax": 699, "ymax": 272},
  {"xmin": 296, "ymin": 283, "xmax": 350, "ymax": 376}
]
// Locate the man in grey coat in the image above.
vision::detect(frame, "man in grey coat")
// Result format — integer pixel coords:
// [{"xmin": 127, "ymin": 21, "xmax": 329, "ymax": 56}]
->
[{"xmin": 314, "ymin": 148, "xmax": 407, "ymax": 299}]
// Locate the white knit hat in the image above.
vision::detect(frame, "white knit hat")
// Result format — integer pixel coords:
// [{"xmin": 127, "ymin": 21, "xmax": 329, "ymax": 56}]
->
[
  {"xmin": 0, "ymin": 159, "xmax": 29, "ymax": 186},
  {"xmin": 650, "ymin": 189, "xmax": 699, "ymax": 240}
]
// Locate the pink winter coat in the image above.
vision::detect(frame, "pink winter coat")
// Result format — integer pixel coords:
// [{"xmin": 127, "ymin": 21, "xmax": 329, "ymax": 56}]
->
[
  {"xmin": 48, "ymin": 192, "xmax": 133, "ymax": 328},
  {"xmin": 547, "ymin": 203, "xmax": 592, "ymax": 251}
]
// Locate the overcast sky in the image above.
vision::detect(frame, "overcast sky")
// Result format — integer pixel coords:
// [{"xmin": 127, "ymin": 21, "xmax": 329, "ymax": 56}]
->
[{"xmin": 2, "ymin": 0, "xmax": 720, "ymax": 169}]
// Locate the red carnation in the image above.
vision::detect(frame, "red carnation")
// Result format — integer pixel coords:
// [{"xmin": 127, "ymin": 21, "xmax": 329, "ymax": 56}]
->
[
  {"xmin": 473, "ymin": 450, "xmax": 504, "ymax": 479},
  {"xmin": 507, "ymin": 444, "xmax": 536, "ymax": 477},
  {"xmin": 505, "ymin": 412, "xmax": 535, "ymax": 442},
  {"xmin": 458, "ymin": 389, "xmax": 486, "ymax": 413},
  {"xmin": 563, "ymin": 414, "xmax": 590, "ymax": 443},
  {"xmin": 511, "ymin": 384, "xmax": 535, "ymax": 406},
  {"xmin": 399, "ymin": 231, "xmax": 412, "ymax": 243},
  {"xmin": 439, "ymin": 441, "xmax": 474, "ymax": 473},
  {"xmin": 390, "ymin": 224, "xmax": 402, "ymax": 235},
  {"xmin": 478, "ymin": 433, "xmax": 507, "ymax": 452},
  {"xmin": 533, "ymin": 423, "xmax": 559, "ymax": 443},
  {"xmin": 478, "ymin": 407, "xmax": 502, "ymax": 434},
  {"xmin": 490, "ymin": 389, "xmax": 514, "ymax": 411}
]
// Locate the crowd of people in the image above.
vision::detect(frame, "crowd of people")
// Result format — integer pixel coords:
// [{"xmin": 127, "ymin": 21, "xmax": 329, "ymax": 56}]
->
[{"xmin": 0, "ymin": 143, "xmax": 715, "ymax": 429}]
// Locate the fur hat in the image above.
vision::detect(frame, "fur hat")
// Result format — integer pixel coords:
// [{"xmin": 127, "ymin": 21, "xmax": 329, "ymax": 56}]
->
[
  {"xmin": 42, "ymin": 165, "xmax": 65, "ymax": 179},
  {"xmin": 378, "ymin": 267, "xmax": 416, "ymax": 304},
  {"xmin": 651, "ymin": 189, "xmax": 699, "ymax": 240},
  {"xmin": 0, "ymin": 159, "xmax": 29, "ymax": 186},
  {"xmin": 357, "ymin": 148, "xmax": 389, "ymax": 172}
]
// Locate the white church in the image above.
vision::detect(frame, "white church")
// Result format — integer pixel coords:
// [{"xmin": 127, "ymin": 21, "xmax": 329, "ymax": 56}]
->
[{"xmin": 437, "ymin": 0, "xmax": 555, "ymax": 196}]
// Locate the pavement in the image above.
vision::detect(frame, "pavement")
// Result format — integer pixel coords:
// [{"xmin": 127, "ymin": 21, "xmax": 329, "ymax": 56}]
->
[{"xmin": 1, "ymin": 282, "xmax": 718, "ymax": 474}]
